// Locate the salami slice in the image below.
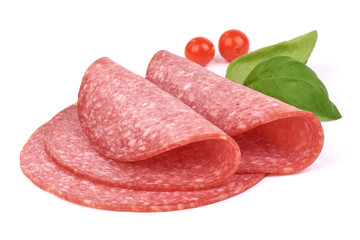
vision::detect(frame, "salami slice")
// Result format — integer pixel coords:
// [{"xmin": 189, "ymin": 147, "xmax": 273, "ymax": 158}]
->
[
  {"xmin": 78, "ymin": 57, "xmax": 239, "ymax": 166},
  {"xmin": 146, "ymin": 50, "xmax": 324, "ymax": 174},
  {"xmin": 21, "ymin": 124, "xmax": 264, "ymax": 212}
]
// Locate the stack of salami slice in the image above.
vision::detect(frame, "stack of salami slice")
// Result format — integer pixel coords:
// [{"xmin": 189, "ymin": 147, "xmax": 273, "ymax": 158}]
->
[{"xmin": 20, "ymin": 51, "xmax": 324, "ymax": 212}]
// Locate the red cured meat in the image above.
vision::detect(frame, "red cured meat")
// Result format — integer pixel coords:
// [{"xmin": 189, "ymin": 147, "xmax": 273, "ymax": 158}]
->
[
  {"xmin": 20, "ymin": 50, "xmax": 324, "ymax": 212},
  {"xmin": 44, "ymin": 104, "xmax": 239, "ymax": 191},
  {"xmin": 20, "ymin": 124, "xmax": 264, "ymax": 212},
  {"xmin": 146, "ymin": 50, "xmax": 324, "ymax": 174}
]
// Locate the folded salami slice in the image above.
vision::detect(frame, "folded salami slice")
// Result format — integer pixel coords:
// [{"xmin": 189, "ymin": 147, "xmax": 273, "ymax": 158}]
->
[
  {"xmin": 42, "ymin": 57, "xmax": 240, "ymax": 191},
  {"xmin": 21, "ymin": 125, "xmax": 265, "ymax": 212},
  {"xmin": 146, "ymin": 50, "xmax": 324, "ymax": 174}
]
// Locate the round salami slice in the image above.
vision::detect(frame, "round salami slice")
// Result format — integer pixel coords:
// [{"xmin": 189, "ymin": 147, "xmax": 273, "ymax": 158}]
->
[
  {"xmin": 21, "ymin": 125, "xmax": 265, "ymax": 212},
  {"xmin": 146, "ymin": 50, "xmax": 324, "ymax": 174},
  {"xmin": 44, "ymin": 104, "xmax": 240, "ymax": 191}
]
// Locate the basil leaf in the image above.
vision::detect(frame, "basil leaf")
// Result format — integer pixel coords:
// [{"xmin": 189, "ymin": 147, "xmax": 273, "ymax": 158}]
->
[
  {"xmin": 226, "ymin": 30, "xmax": 317, "ymax": 84},
  {"xmin": 244, "ymin": 56, "xmax": 342, "ymax": 121}
]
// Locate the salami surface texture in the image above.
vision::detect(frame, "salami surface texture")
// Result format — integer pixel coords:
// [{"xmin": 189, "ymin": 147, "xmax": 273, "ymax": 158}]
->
[
  {"xmin": 146, "ymin": 50, "xmax": 324, "ymax": 174},
  {"xmin": 21, "ymin": 124, "xmax": 264, "ymax": 212}
]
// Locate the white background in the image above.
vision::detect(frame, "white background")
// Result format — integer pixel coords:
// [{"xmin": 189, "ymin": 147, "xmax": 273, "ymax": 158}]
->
[{"xmin": 1, "ymin": 0, "xmax": 359, "ymax": 239}]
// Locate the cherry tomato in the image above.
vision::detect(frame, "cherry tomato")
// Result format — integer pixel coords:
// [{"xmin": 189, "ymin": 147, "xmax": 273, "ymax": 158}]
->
[
  {"xmin": 218, "ymin": 29, "xmax": 249, "ymax": 62},
  {"xmin": 185, "ymin": 37, "xmax": 215, "ymax": 66}
]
